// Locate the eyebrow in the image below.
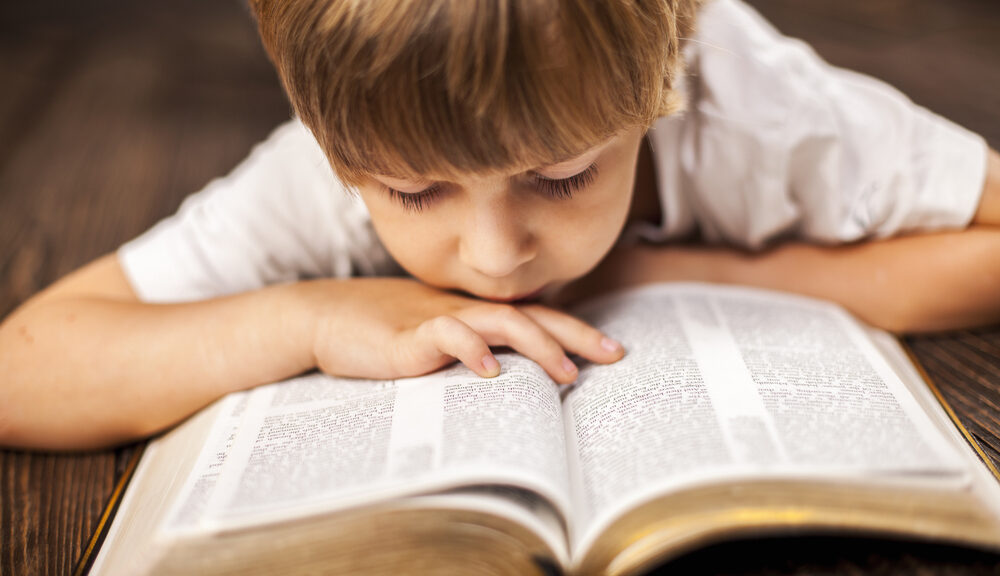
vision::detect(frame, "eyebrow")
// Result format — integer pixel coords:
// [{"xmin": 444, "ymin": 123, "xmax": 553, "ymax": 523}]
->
[
  {"xmin": 376, "ymin": 135, "xmax": 616, "ymax": 184},
  {"xmin": 541, "ymin": 134, "xmax": 620, "ymax": 169},
  {"xmin": 541, "ymin": 149, "xmax": 601, "ymax": 171}
]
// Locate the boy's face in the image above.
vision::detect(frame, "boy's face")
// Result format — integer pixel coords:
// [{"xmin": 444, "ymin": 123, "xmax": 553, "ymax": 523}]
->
[{"xmin": 355, "ymin": 127, "xmax": 645, "ymax": 303}]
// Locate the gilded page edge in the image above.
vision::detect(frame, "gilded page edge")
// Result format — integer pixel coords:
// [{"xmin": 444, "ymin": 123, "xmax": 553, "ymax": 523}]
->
[
  {"xmin": 900, "ymin": 339, "xmax": 1000, "ymax": 484},
  {"xmin": 73, "ymin": 443, "xmax": 149, "ymax": 576}
]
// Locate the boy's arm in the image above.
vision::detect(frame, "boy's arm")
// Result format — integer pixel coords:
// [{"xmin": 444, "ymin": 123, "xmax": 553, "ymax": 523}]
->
[
  {"xmin": 716, "ymin": 226, "xmax": 1000, "ymax": 332},
  {"xmin": 588, "ymin": 226, "xmax": 999, "ymax": 333},
  {"xmin": 730, "ymin": 148, "xmax": 1000, "ymax": 331},
  {"xmin": 0, "ymin": 254, "xmax": 318, "ymax": 449},
  {"xmin": 973, "ymin": 147, "xmax": 1000, "ymax": 226},
  {"xmin": 0, "ymin": 255, "xmax": 622, "ymax": 451},
  {"xmin": 573, "ymin": 149, "xmax": 1000, "ymax": 333}
]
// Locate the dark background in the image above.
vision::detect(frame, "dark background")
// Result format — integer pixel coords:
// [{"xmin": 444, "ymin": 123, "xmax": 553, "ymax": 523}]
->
[{"xmin": 1, "ymin": 1, "xmax": 999, "ymax": 574}]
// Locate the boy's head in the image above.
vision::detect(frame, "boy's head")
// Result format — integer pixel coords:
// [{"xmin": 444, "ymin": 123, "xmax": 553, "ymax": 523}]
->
[{"xmin": 250, "ymin": 0, "xmax": 697, "ymax": 301}]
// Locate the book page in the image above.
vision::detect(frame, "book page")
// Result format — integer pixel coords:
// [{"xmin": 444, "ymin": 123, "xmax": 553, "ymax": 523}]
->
[
  {"xmin": 563, "ymin": 286, "xmax": 733, "ymax": 536},
  {"xmin": 161, "ymin": 391, "xmax": 251, "ymax": 533},
  {"xmin": 184, "ymin": 358, "xmax": 571, "ymax": 533},
  {"xmin": 564, "ymin": 283, "xmax": 967, "ymax": 550}
]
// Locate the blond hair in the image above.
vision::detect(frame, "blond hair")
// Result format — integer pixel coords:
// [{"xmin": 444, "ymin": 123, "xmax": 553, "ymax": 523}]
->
[{"xmin": 250, "ymin": 0, "xmax": 698, "ymax": 185}]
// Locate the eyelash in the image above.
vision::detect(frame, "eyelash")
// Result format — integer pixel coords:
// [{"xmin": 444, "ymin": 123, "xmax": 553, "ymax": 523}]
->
[
  {"xmin": 534, "ymin": 163, "xmax": 599, "ymax": 200},
  {"xmin": 384, "ymin": 163, "xmax": 599, "ymax": 213},
  {"xmin": 384, "ymin": 185, "xmax": 442, "ymax": 213}
]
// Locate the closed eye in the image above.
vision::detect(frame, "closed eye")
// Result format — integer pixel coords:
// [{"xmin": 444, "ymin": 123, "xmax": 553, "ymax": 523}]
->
[
  {"xmin": 383, "ymin": 184, "xmax": 443, "ymax": 213},
  {"xmin": 533, "ymin": 163, "xmax": 598, "ymax": 200},
  {"xmin": 381, "ymin": 162, "xmax": 598, "ymax": 213}
]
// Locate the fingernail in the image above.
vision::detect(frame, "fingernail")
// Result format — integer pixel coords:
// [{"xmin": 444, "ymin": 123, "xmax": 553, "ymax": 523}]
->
[
  {"xmin": 600, "ymin": 337, "xmax": 622, "ymax": 352},
  {"xmin": 481, "ymin": 355, "xmax": 500, "ymax": 376},
  {"xmin": 562, "ymin": 356, "xmax": 577, "ymax": 375}
]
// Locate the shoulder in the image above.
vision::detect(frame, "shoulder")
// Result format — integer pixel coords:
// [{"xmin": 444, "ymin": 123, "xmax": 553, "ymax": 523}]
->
[
  {"xmin": 687, "ymin": 0, "xmax": 824, "ymax": 128},
  {"xmin": 118, "ymin": 118, "xmax": 398, "ymax": 302},
  {"xmin": 203, "ymin": 118, "xmax": 393, "ymax": 276},
  {"xmin": 235, "ymin": 118, "xmax": 343, "ymax": 193},
  {"xmin": 199, "ymin": 118, "xmax": 369, "ymax": 227}
]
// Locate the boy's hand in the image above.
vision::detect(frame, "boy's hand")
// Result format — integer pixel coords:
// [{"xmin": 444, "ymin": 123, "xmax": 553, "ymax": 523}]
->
[{"xmin": 306, "ymin": 278, "xmax": 625, "ymax": 385}]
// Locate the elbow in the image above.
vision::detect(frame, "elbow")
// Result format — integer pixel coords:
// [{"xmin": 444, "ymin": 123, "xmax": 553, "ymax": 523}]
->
[
  {"xmin": 0, "ymin": 387, "xmax": 151, "ymax": 451},
  {"xmin": 860, "ymin": 294, "xmax": 1000, "ymax": 335},
  {"xmin": 0, "ymin": 395, "xmax": 14, "ymax": 449},
  {"xmin": 858, "ymin": 308, "xmax": 914, "ymax": 335},
  {"xmin": 851, "ymin": 287, "xmax": 939, "ymax": 334},
  {"xmin": 0, "ymin": 420, "xmax": 150, "ymax": 452}
]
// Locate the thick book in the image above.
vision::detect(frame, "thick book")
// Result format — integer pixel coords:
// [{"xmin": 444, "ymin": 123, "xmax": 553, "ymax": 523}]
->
[{"xmin": 87, "ymin": 282, "xmax": 1000, "ymax": 575}]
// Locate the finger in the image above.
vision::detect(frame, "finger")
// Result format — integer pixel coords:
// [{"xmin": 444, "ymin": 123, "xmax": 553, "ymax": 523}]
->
[
  {"xmin": 458, "ymin": 305, "xmax": 580, "ymax": 385},
  {"xmin": 411, "ymin": 315, "xmax": 501, "ymax": 378},
  {"xmin": 518, "ymin": 305, "xmax": 625, "ymax": 364}
]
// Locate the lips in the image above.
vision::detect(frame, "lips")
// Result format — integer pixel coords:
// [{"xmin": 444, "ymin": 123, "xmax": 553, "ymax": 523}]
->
[{"xmin": 481, "ymin": 284, "xmax": 548, "ymax": 303}]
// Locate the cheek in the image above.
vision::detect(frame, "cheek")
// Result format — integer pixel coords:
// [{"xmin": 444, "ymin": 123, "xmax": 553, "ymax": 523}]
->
[
  {"xmin": 362, "ymin": 201, "xmax": 454, "ymax": 278},
  {"xmin": 578, "ymin": 180, "xmax": 634, "ymax": 233},
  {"xmin": 543, "ymin": 189, "xmax": 631, "ymax": 267}
]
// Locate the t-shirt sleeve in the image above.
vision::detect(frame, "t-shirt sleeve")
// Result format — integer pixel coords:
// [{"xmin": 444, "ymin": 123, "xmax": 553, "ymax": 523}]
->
[
  {"xmin": 118, "ymin": 119, "xmax": 397, "ymax": 303},
  {"xmin": 673, "ymin": 0, "xmax": 988, "ymax": 249}
]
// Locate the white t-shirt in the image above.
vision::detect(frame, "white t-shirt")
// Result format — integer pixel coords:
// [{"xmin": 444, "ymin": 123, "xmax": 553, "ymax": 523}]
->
[{"xmin": 119, "ymin": 0, "xmax": 987, "ymax": 303}]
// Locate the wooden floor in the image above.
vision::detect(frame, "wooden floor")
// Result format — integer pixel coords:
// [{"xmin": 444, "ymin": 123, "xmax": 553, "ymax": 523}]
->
[{"xmin": 0, "ymin": 1, "xmax": 998, "ymax": 575}]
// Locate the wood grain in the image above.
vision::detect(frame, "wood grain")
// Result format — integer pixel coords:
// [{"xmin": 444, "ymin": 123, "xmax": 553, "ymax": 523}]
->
[
  {"xmin": 907, "ymin": 330, "xmax": 1000, "ymax": 469},
  {"xmin": 0, "ymin": 1, "xmax": 288, "ymax": 575},
  {"xmin": 0, "ymin": 1, "xmax": 998, "ymax": 575}
]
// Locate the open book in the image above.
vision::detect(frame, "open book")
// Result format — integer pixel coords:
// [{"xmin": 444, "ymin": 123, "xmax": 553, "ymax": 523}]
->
[{"xmin": 89, "ymin": 283, "xmax": 1000, "ymax": 575}]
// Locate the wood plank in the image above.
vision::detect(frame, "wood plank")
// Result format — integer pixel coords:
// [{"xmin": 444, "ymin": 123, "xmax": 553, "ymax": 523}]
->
[{"xmin": 0, "ymin": 1, "xmax": 288, "ymax": 574}]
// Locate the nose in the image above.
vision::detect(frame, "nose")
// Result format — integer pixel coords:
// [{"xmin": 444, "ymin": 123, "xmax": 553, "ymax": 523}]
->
[{"xmin": 458, "ymin": 202, "xmax": 536, "ymax": 278}]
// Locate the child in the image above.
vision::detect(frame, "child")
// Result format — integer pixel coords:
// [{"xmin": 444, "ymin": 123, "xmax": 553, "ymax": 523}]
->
[{"xmin": 1, "ymin": 0, "xmax": 997, "ymax": 450}]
